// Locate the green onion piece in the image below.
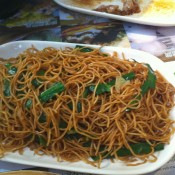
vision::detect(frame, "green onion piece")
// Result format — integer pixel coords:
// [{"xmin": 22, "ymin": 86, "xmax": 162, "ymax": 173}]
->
[
  {"xmin": 89, "ymin": 83, "xmax": 111, "ymax": 95},
  {"xmin": 122, "ymin": 72, "xmax": 135, "ymax": 81},
  {"xmin": 39, "ymin": 82, "xmax": 65, "ymax": 103},
  {"xmin": 91, "ymin": 142, "xmax": 164, "ymax": 161},
  {"xmin": 103, "ymin": 54, "xmax": 108, "ymax": 57},
  {"xmin": 5, "ymin": 63, "xmax": 17, "ymax": 75},
  {"xmin": 109, "ymin": 72, "xmax": 135, "ymax": 86},
  {"xmin": 59, "ymin": 119, "xmax": 67, "ymax": 129},
  {"xmin": 107, "ymin": 79, "xmax": 116, "ymax": 86},
  {"xmin": 117, "ymin": 142, "xmax": 152, "ymax": 157},
  {"xmin": 64, "ymin": 128, "xmax": 82, "ymax": 140},
  {"xmin": 154, "ymin": 143, "xmax": 164, "ymax": 151},
  {"xmin": 77, "ymin": 102, "xmax": 82, "ymax": 113},
  {"xmin": 37, "ymin": 69, "xmax": 45, "ymax": 76},
  {"xmin": 91, "ymin": 155, "xmax": 100, "ymax": 161},
  {"xmin": 32, "ymin": 79, "xmax": 42, "ymax": 88},
  {"xmin": 67, "ymin": 129, "xmax": 77, "ymax": 135},
  {"xmin": 83, "ymin": 72, "xmax": 135, "ymax": 97},
  {"xmin": 8, "ymin": 66, "xmax": 17, "ymax": 75},
  {"xmin": 5, "ymin": 63, "xmax": 12, "ymax": 69},
  {"xmin": 38, "ymin": 113, "xmax": 47, "ymax": 123},
  {"xmin": 25, "ymin": 99, "xmax": 32, "ymax": 110},
  {"xmin": 3, "ymin": 79, "xmax": 11, "ymax": 96},
  {"xmin": 141, "ymin": 64, "xmax": 156, "ymax": 96},
  {"xmin": 127, "ymin": 65, "xmax": 156, "ymax": 111},
  {"xmin": 83, "ymin": 141, "xmax": 92, "ymax": 147},
  {"xmin": 83, "ymin": 87, "xmax": 91, "ymax": 98},
  {"xmin": 75, "ymin": 45, "xmax": 94, "ymax": 52},
  {"xmin": 32, "ymin": 70, "xmax": 45, "ymax": 88},
  {"xmin": 36, "ymin": 135, "xmax": 47, "ymax": 147},
  {"xmin": 68, "ymin": 102, "xmax": 82, "ymax": 113}
]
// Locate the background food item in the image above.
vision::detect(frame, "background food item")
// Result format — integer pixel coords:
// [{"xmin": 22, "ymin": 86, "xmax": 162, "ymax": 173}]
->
[
  {"xmin": 61, "ymin": 0, "xmax": 152, "ymax": 16},
  {"xmin": 94, "ymin": 0, "xmax": 140, "ymax": 16},
  {"xmin": 145, "ymin": 0, "xmax": 175, "ymax": 16}
]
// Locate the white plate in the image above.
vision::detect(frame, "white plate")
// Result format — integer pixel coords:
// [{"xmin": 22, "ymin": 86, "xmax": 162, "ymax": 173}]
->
[
  {"xmin": 54, "ymin": 0, "xmax": 175, "ymax": 26},
  {"xmin": 0, "ymin": 41, "xmax": 175, "ymax": 175}
]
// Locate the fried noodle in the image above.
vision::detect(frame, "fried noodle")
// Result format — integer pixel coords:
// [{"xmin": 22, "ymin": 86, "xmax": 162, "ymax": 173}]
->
[{"xmin": 0, "ymin": 46, "xmax": 174, "ymax": 167}]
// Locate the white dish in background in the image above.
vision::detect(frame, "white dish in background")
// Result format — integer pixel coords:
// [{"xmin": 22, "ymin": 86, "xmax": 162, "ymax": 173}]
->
[
  {"xmin": 54, "ymin": 0, "xmax": 175, "ymax": 26},
  {"xmin": 0, "ymin": 40, "xmax": 175, "ymax": 175}
]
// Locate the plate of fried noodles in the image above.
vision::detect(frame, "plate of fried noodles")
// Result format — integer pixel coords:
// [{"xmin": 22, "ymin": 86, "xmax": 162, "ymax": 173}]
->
[{"xmin": 0, "ymin": 41, "xmax": 175, "ymax": 175}]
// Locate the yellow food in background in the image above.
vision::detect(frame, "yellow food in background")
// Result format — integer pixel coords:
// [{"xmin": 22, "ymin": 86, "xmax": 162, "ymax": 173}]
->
[{"xmin": 145, "ymin": 0, "xmax": 175, "ymax": 15}]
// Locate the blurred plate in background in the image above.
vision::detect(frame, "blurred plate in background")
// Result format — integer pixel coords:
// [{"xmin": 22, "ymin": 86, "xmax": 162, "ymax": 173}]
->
[
  {"xmin": 54, "ymin": 0, "xmax": 175, "ymax": 26},
  {"xmin": 0, "ymin": 170, "xmax": 59, "ymax": 175}
]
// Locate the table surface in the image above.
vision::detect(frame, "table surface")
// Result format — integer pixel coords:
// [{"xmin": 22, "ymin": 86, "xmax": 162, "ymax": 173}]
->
[{"xmin": 0, "ymin": 0, "xmax": 175, "ymax": 175}]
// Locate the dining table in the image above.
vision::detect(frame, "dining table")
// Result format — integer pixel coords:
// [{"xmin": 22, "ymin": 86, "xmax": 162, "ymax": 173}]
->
[{"xmin": 0, "ymin": 0, "xmax": 175, "ymax": 175}]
